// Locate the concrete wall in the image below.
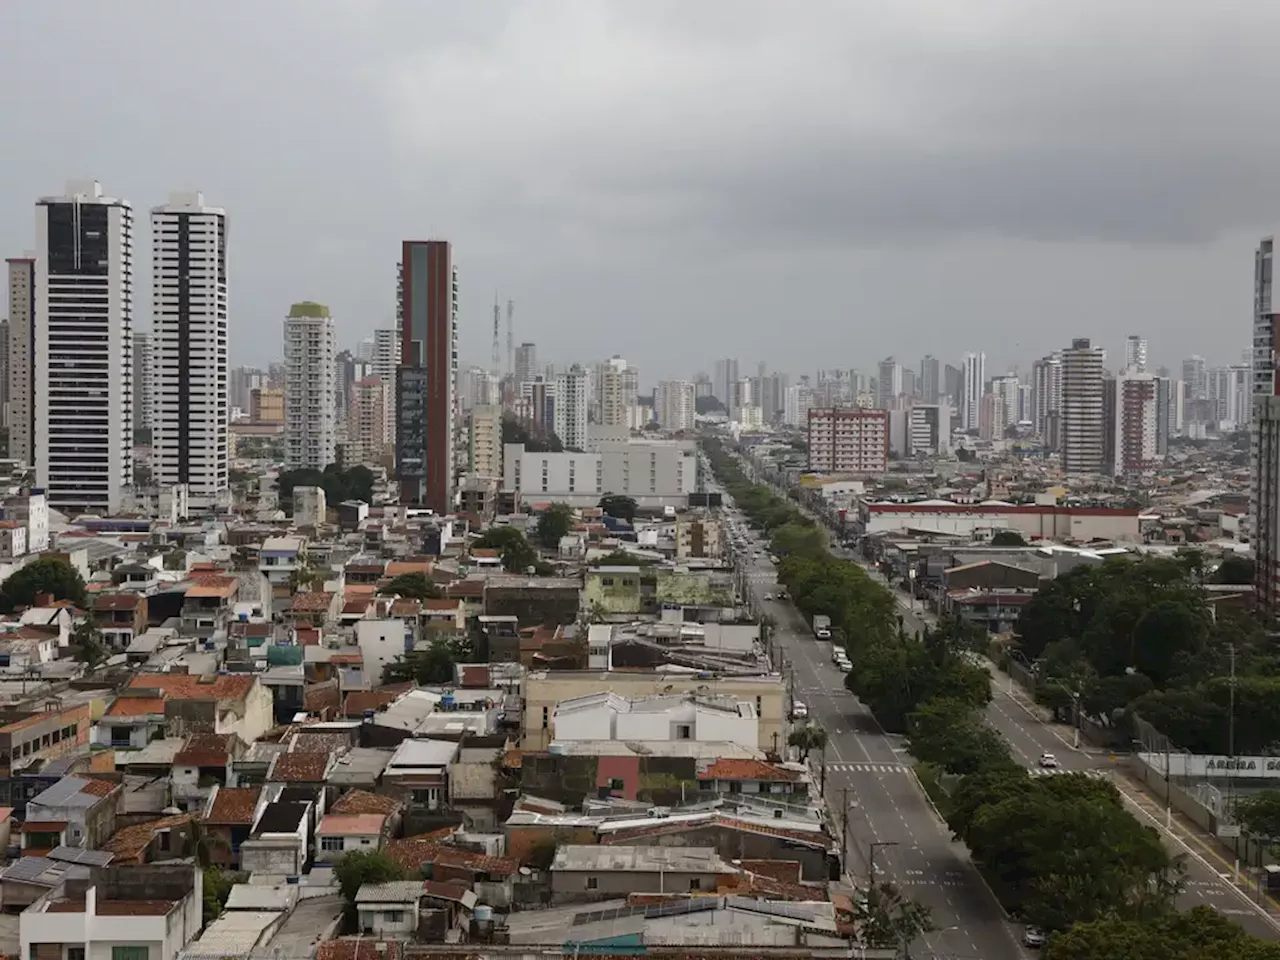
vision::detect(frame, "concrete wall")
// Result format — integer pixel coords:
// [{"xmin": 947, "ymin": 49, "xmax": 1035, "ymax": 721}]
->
[
  {"xmin": 551, "ymin": 868, "xmax": 719, "ymax": 903},
  {"xmin": 358, "ymin": 619, "xmax": 409, "ymax": 688}
]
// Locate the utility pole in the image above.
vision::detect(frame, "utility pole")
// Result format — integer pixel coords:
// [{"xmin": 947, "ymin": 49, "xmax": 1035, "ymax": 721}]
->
[
  {"xmin": 820, "ymin": 744, "xmax": 827, "ymax": 797},
  {"xmin": 841, "ymin": 787, "xmax": 850, "ymax": 869}
]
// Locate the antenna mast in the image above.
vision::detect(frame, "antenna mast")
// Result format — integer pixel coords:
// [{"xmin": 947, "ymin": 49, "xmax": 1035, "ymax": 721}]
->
[
  {"xmin": 491, "ymin": 295, "xmax": 501, "ymax": 377},
  {"xmin": 506, "ymin": 300, "xmax": 515, "ymax": 380}
]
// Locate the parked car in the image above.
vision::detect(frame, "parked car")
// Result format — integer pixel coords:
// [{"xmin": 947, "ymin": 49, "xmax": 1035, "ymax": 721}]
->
[{"xmin": 1023, "ymin": 926, "xmax": 1046, "ymax": 948}]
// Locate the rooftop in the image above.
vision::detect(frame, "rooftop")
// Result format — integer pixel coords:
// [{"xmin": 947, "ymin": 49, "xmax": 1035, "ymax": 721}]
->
[
  {"xmin": 552, "ymin": 844, "xmax": 735, "ymax": 875},
  {"xmin": 205, "ymin": 786, "xmax": 261, "ymax": 825},
  {"xmin": 330, "ymin": 789, "xmax": 400, "ymax": 817},
  {"xmin": 128, "ymin": 672, "xmax": 255, "ymax": 702},
  {"xmin": 317, "ymin": 814, "xmax": 386, "ymax": 836}
]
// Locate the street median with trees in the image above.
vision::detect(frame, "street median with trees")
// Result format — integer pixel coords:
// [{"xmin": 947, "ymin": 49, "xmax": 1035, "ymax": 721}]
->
[{"xmin": 703, "ymin": 437, "xmax": 1280, "ymax": 951}]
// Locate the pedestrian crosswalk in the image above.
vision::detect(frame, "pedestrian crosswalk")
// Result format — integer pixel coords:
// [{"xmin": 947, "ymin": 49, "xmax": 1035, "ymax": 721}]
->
[
  {"xmin": 824, "ymin": 762, "xmax": 910, "ymax": 774},
  {"xmin": 1028, "ymin": 767, "xmax": 1109, "ymax": 779}
]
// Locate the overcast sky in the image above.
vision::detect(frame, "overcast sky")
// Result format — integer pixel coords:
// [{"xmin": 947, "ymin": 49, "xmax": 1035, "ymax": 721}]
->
[{"xmin": 1, "ymin": 1, "xmax": 1275, "ymax": 384}]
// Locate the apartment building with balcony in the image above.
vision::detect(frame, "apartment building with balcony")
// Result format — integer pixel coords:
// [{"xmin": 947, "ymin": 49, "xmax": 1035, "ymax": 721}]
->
[{"xmin": 283, "ymin": 302, "xmax": 336, "ymax": 470}]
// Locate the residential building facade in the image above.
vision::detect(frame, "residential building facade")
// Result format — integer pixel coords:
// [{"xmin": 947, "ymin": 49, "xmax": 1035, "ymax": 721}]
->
[
  {"xmin": 283, "ymin": 302, "xmax": 336, "ymax": 470},
  {"xmin": 806, "ymin": 407, "xmax": 889, "ymax": 475},
  {"xmin": 1060, "ymin": 338, "xmax": 1105, "ymax": 475}
]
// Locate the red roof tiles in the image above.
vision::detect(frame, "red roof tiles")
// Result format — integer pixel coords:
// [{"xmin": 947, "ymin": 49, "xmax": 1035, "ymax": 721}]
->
[
  {"xmin": 128, "ymin": 673, "xmax": 255, "ymax": 702},
  {"xmin": 701, "ymin": 759, "xmax": 801, "ymax": 782},
  {"xmin": 271, "ymin": 751, "xmax": 329, "ymax": 782},
  {"xmin": 205, "ymin": 786, "xmax": 261, "ymax": 825}
]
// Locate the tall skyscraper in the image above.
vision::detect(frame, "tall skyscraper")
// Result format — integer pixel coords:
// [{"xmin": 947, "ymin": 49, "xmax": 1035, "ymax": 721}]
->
[
  {"xmin": 656, "ymin": 380, "xmax": 695, "ymax": 433},
  {"xmin": 1031, "ymin": 354, "xmax": 1062, "ymax": 440},
  {"xmin": 283, "ymin": 302, "xmax": 336, "ymax": 470},
  {"xmin": 1107, "ymin": 371, "xmax": 1160, "ymax": 476},
  {"xmin": 467, "ymin": 404, "xmax": 502, "ymax": 479},
  {"xmin": 713, "ymin": 358, "xmax": 739, "ymax": 411},
  {"xmin": 1124, "ymin": 335, "xmax": 1149, "ymax": 373},
  {"xmin": 152, "ymin": 192, "xmax": 229, "ymax": 509},
  {"xmin": 961, "ymin": 352, "xmax": 985, "ymax": 431},
  {"xmin": 920, "ymin": 355, "xmax": 941, "ymax": 404},
  {"xmin": 943, "ymin": 364, "xmax": 962, "ymax": 409},
  {"xmin": 1060, "ymin": 338, "xmax": 1105, "ymax": 475},
  {"xmin": 371, "ymin": 327, "xmax": 400, "ymax": 447},
  {"xmin": 346, "ymin": 375, "xmax": 388, "ymax": 468},
  {"xmin": 395, "ymin": 240, "xmax": 457, "ymax": 513},
  {"xmin": 990, "ymin": 375, "xmax": 1020, "ymax": 430},
  {"xmin": 599, "ymin": 355, "xmax": 637, "ymax": 427},
  {"xmin": 784, "ymin": 379, "xmax": 813, "ymax": 427},
  {"xmin": 514, "ymin": 342, "xmax": 538, "ymax": 388},
  {"xmin": 1254, "ymin": 238, "xmax": 1276, "ymax": 402},
  {"xmin": 978, "ymin": 392, "xmax": 1005, "ymax": 441},
  {"xmin": 132, "ymin": 330, "xmax": 152, "ymax": 435},
  {"xmin": 555, "ymin": 364, "xmax": 589, "ymax": 451},
  {"xmin": 6, "ymin": 257, "xmax": 34, "ymax": 466},
  {"xmin": 1182, "ymin": 355, "xmax": 1208, "ymax": 427},
  {"xmin": 876, "ymin": 358, "xmax": 903, "ymax": 410},
  {"xmin": 35, "ymin": 181, "xmax": 133, "ymax": 515}
]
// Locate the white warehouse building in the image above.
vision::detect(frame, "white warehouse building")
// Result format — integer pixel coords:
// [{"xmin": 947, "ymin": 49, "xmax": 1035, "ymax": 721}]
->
[
  {"xmin": 503, "ymin": 439, "xmax": 698, "ymax": 509},
  {"xmin": 552, "ymin": 691, "xmax": 758, "ymax": 749}
]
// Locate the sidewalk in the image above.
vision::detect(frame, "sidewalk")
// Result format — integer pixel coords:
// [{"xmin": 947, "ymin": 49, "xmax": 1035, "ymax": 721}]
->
[{"xmin": 980, "ymin": 657, "xmax": 1089, "ymax": 751}]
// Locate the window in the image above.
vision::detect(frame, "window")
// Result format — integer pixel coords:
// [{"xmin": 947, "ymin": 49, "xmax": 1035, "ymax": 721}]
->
[
  {"xmin": 689, "ymin": 878, "xmax": 701, "ymax": 891},
  {"xmin": 609, "ymin": 777, "xmax": 624, "ymax": 791},
  {"xmin": 68, "ymin": 949, "xmax": 85, "ymax": 960},
  {"xmin": 675, "ymin": 724, "xmax": 692, "ymax": 740},
  {"xmin": 320, "ymin": 835, "xmax": 344, "ymax": 852},
  {"xmin": 542, "ymin": 706, "xmax": 549, "ymax": 730},
  {"xmin": 112, "ymin": 948, "xmax": 148, "ymax": 960},
  {"xmin": 383, "ymin": 910, "xmax": 404, "ymax": 923},
  {"xmin": 585, "ymin": 877, "xmax": 598, "ymax": 890}
]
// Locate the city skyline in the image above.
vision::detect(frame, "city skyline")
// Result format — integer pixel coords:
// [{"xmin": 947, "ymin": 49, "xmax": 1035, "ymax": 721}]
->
[{"xmin": 3, "ymin": 4, "xmax": 1280, "ymax": 379}]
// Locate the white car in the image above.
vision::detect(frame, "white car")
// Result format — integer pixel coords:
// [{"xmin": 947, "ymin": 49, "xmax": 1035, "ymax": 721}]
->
[
  {"xmin": 1038, "ymin": 753, "xmax": 1059, "ymax": 769},
  {"xmin": 763, "ymin": 593, "xmax": 774, "ymax": 601},
  {"xmin": 1023, "ymin": 926, "xmax": 1047, "ymax": 948},
  {"xmin": 791, "ymin": 701, "xmax": 808, "ymax": 720}
]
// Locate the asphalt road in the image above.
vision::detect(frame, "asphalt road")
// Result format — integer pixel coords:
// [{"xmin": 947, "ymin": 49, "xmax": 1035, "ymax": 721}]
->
[
  {"xmin": 855, "ymin": 554, "xmax": 1280, "ymax": 942},
  {"xmin": 731, "ymin": 536, "xmax": 1028, "ymax": 960}
]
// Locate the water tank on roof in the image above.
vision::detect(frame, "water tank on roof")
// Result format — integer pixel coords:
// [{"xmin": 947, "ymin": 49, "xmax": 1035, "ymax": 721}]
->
[
  {"xmin": 548, "ymin": 742, "xmax": 566, "ymax": 756},
  {"xmin": 441, "ymin": 694, "xmax": 455, "ymax": 710},
  {"xmin": 475, "ymin": 905, "xmax": 493, "ymax": 922}
]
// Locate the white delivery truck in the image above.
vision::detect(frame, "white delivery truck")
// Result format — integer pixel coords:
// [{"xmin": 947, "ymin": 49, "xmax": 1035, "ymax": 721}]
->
[{"xmin": 812, "ymin": 615, "xmax": 832, "ymax": 640}]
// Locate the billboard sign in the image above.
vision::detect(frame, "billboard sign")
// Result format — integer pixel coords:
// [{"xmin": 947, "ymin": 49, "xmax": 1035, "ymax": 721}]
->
[{"xmin": 1140, "ymin": 752, "xmax": 1280, "ymax": 779}]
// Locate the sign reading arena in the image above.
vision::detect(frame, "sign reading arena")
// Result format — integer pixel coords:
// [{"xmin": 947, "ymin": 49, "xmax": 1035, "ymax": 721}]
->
[{"xmin": 1139, "ymin": 753, "xmax": 1280, "ymax": 778}]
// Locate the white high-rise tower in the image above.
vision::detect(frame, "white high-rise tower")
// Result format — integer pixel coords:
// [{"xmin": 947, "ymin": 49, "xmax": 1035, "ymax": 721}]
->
[
  {"xmin": 961, "ymin": 352, "xmax": 986, "ymax": 431},
  {"xmin": 35, "ymin": 181, "xmax": 134, "ymax": 515},
  {"xmin": 152, "ymin": 192, "xmax": 229, "ymax": 509},
  {"xmin": 1124, "ymin": 335, "xmax": 1148, "ymax": 373},
  {"xmin": 284, "ymin": 302, "xmax": 336, "ymax": 470}
]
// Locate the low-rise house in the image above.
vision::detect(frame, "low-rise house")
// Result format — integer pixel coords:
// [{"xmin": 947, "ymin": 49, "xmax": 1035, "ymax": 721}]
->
[
  {"xmin": 384, "ymin": 837, "xmax": 518, "ymax": 908},
  {"xmin": 0, "ymin": 847, "xmax": 113, "ymax": 911},
  {"xmin": 100, "ymin": 813, "xmax": 197, "ymax": 864},
  {"xmin": 381, "ymin": 739, "xmax": 457, "ymax": 811},
  {"xmin": 20, "ymin": 863, "xmax": 202, "ymax": 960},
  {"xmin": 421, "ymin": 598, "xmax": 466, "ymax": 632},
  {"xmin": 0, "ymin": 520, "xmax": 28, "ymax": 559},
  {"xmin": 553, "ymin": 691, "xmax": 759, "ymax": 749},
  {"xmin": 314, "ymin": 813, "xmax": 387, "ymax": 864},
  {"xmin": 288, "ymin": 591, "xmax": 340, "ymax": 626},
  {"xmin": 267, "ymin": 747, "xmax": 338, "ymax": 788},
  {"xmin": 260, "ymin": 536, "xmax": 306, "ymax": 598},
  {"xmin": 240, "ymin": 799, "xmax": 311, "ymax": 875},
  {"xmin": 0, "ymin": 701, "xmax": 89, "ymax": 809},
  {"xmin": 181, "ymin": 575, "xmax": 239, "ymax": 638},
  {"xmin": 0, "ymin": 625, "xmax": 60, "ymax": 671},
  {"xmin": 200, "ymin": 785, "xmax": 262, "ymax": 869},
  {"xmin": 550, "ymin": 844, "xmax": 737, "ymax": 903},
  {"xmin": 355, "ymin": 880, "xmax": 427, "ymax": 937},
  {"xmin": 91, "ymin": 593, "xmax": 148, "ymax": 650},
  {"xmin": 171, "ymin": 733, "xmax": 243, "ymax": 813},
  {"xmin": 122, "ymin": 672, "xmax": 275, "ymax": 746},
  {"xmin": 24, "ymin": 775, "xmax": 120, "ymax": 852},
  {"xmin": 96, "ymin": 693, "xmax": 167, "ymax": 749}
]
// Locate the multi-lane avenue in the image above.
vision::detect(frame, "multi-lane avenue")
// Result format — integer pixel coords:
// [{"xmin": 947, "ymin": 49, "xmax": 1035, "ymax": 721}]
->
[
  {"xmin": 721, "ymin": 474, "xmax": 1280, "ymax": 953},
  {"xmin": 734, "ymin": 536, "xmax": 1028, "ymax": 960}
]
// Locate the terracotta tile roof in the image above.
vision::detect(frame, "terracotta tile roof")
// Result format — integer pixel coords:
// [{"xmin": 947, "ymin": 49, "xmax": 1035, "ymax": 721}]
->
[
  {"xmin": 460, "ymin": 665, "xmax": 489, "ymax": 688},
  {"xmin": 342, "ymin": 599, "xmax": 372, "ymax": 615},
  {"xmin": 317, "ymin": 941, "xmax": 404, "ymax": 960},
  {"xmin": 174, "ymin": 733, "xmax": 235, "ymax": 768},
  {"xmin": 106, "ymin": 697, "xmax": 166, "ymax": 717},
  {"xmin": 342, "ymin": 690, "xmax": 397, "ymax": 717},
  {"xmin": 384, "ymin": 838, "xmax": 518, "ymax": 879},
  {"xmin": 79, "ymin": 778, "xmax": 119, "ymax": 798},
  {"xmin": 205, "ymin": 786, "xmax": 260, "ymax": 825},
  {"xmin": 701, "ymin": 758, "xmax": 801, "ymax": 782},
  {"xmin": 389, "ymin": 599, "xmax": 422, "ymax": 617},
  {"xmin": 101, "ymin": 814, "xmax": 192, "ymax": 861},
  {"xmin": 304, "ymin": 683, "xmax": 341, "ymax": 712},
  {"xmin": 344, "ymin": 584, "xmax": 378, "ymax": 600},
  {"xmin": 128, "ymin": 673, "xmax": 255, "ymax": 702},
  {"xmin": 738, "ymin": 859, "xmax": 803, "ymax": 883},
  {"xmin": 422, "ymin": 879, "xmax": 470, "ymax": 903},
  {"xmin": 296, "ymin": 627, "xmax": 321, "ymax": 646},
  {"xmin": 385, "ymin": 560, "xmax": 431, "ymax": 578},
  {"xmin": 93, "ymin": 594, "xmax": 140, "ymax": 612},
  {"xmin": 329, "ymin": 653, "xmax": 362, "ymax": 665},
  {"xmin": 423, "ymin": 598, "xmax": 460, "ymax": 611},
  {"xmin": 271, "ymin": 751, "xmax": 330, "ymax": 782},
  {"xmin": 21, "ymin": 820, "xmax": 67, "ymax": 832},
  {"xmin": 185, "ymin": 576, "xmax": 238, "ymax": 599},
  {"xmin": 317, "ymin": 813, "xmax": 386, "ymax": 836},
  {"xmin": 469, "ymin": 548, "xmax": 500, "ymax": 559},
  {"xmin": 290, "ymin": 591, "xmax": 334, "ymax": 613},
  {"xmin": 331, "ymin": 789, "xmax": 401, "ymax": 817},
  {"xmin": 290, "ymin": 731, "xmax": 350, "ymax": 754},
  {"xmin": 445, "ymin": 580, "xmax": 484, "ymax": 599},
  {"xmin": 47, "ymin": 898, "xmax": 175, "ymax": 915}
]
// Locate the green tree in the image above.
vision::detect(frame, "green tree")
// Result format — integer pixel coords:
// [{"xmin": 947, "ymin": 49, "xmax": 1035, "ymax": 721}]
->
[
  {"xmin": 381, "ymin": 636, "xmax": 473, "ymax": 686},
  {"xmin": 594, "ymin": 550, "xmax": 653, "ymax": 566},
  {"xmin": 202, "ymin": 866, "xmax": 239, "ymax": 926},
  {"xmin": 1044, "ymin": 905, "xmax": 1280, "ymax": 960},
  {"xmin": 598, "ymin": 494, "xmax": 638, "ymax": 523},
  {"xmin": 70, "ymin": 621, "xmax": 109, "ymax": 670},
  {"xmin": 333, "ymin": 849, "xmax": 407, "ymax": 921},
  {"xmin": 990, "ymin": 530, "xmax": 1027, "ymax": 547},
  {"xmin": 377, "ymin": 572, "xmax": 442, "ymax": 600},
  {"xmin": 1213, "ymin": 554, "xmax": 1255, "ymax": 585},
  {"xmin": 694, "ymin": 396, "xmax": 725, "ymax": 415},
  {"xmin": 787, "ymin": 724, "xmax": 828, "ymax": 761},
  {"xmin": 907, "ymin": 697, "xmax": 1018, "ymax": 777},
  {"xmin": 0, "ymin": 557, "xmax": 87, "ymax": 612},
  {"xmin": 501, "ymin": 413, "xmax": 563, "ymax": 452},
  {"xmin": 858, "ymin": 881, "xmax": 934, "ymax": 951},
  {"xmin": 473, "ymin": 526, "xmax": 539, "ymax": 573},
  {"xmin": 1236, "ymin": 789, "xmax": 1280, "ymax": 840},
  {"xmin": 535, "ymin": 502, "xmax": 574, "ymax": 549}
]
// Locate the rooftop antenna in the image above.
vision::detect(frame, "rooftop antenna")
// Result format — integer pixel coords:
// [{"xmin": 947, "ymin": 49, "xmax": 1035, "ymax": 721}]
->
[{"xmin": 491, "ymin": 294, "xmax": 502, "ymax": 378}]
